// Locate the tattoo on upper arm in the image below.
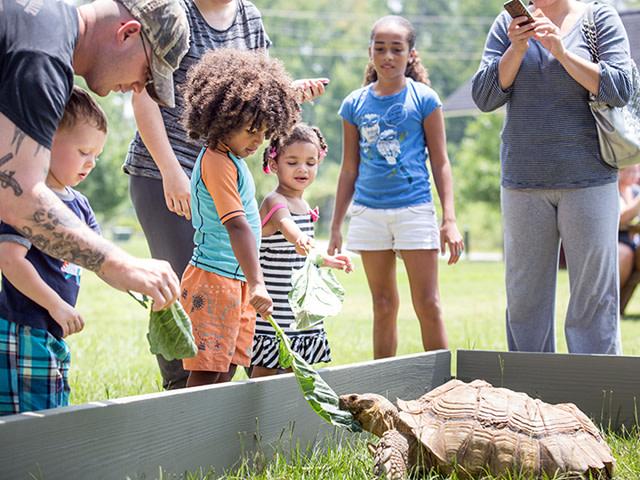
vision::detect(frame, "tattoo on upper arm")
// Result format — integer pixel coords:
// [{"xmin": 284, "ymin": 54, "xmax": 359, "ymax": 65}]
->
[
  {"xmin": 11, "ymin": 127, "xmax": 26, "ymax": 155},
  {"xmin": 1, "ymin": 126, "xmax": 47, "ymax": 198},
  {"xmin": 0, "ymin": 152, "xmax": 23, "ymax": 196}
]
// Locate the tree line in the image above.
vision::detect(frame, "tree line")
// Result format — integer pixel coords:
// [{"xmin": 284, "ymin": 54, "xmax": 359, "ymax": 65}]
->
[{"xmin": 75, "ymin": 0, "xmax": 638, "ymax": 245}]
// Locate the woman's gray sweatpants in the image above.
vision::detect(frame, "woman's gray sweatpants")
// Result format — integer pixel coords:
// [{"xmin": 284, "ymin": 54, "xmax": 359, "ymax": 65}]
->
[
  {"xmin": 501, "ymin": 183, "xmax": 621, "ymax": 354},
  {"xmin": 129, "ymin": 175, "xmax": 195, "ymax": 389}
]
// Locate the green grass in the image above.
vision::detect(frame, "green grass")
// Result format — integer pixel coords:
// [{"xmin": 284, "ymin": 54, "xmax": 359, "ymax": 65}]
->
[
  {"xmin": 68, "ymin": 234, "xmax": 640, "ymax": 403},
  {"xmin": 163, "ymin": 432, "xmax": 640, "ymax": 480},
  {"xmin": 66, "ymin": 234, "xmax": 640, "ymax": 479}
]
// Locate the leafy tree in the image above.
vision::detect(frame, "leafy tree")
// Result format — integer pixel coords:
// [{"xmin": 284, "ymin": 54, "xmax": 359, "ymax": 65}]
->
[
  {"xmin": 71, "ymin": 0, "xmax": 637, "ymax": 225},
  {"xmin": 262, "ymin": 0, "xmax": 501, "ymax": 225},
  {"xmin": 452, "ymin": 112, "xmax": 503, "ymax": 207},
  {"xmin": 73, "ymin": 80, "xmax": 134, "ymax": 219}
]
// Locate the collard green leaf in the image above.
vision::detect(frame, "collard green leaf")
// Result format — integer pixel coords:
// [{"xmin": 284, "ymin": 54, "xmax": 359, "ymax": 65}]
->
[
  {"xmin": 264, "ymin": 315, "xmax": 361, "ymax": 432},
  {"xmin": 288, "ymin": 253, "xmax": 345, "ymax": 330},
  {"xmin": 147, "ymin": 302, "xmax": 198, "ymax": 361},
  {"xmin": 128, "ymin": 292, "xmax": 198, "ymax": 361}
]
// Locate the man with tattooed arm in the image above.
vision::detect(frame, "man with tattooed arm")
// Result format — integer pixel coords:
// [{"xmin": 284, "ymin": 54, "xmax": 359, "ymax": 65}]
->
[{"xmin": 0, "ymin": 0, "xmax": 190, "ymax": 310}]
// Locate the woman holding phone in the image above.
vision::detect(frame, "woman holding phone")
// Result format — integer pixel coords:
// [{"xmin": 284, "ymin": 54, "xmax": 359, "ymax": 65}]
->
[{"xmin": 471, "ymin": 0, "xmax": 632, "ymax": 354}]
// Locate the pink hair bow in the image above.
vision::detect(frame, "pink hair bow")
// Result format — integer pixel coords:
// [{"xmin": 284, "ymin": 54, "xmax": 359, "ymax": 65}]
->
[{"xmin": 309, "ymin": 206, "xmax": 320, "ymax": 223}]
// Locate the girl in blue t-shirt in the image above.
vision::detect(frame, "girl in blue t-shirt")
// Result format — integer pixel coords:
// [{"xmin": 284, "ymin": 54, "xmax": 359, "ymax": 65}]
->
[{"xmin": 328, "ymin": 15, "xmax": 464, "ymax": 359}]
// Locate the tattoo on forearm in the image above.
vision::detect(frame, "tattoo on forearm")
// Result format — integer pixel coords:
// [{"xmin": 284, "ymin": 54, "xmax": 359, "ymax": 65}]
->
[
  {"xmin": 20, "ymin": 226, "xmax": 106, "ymax": 271},
  {"xmin": 0, "ymin": 152, "xmax": 23, "ymax": 196},
  {"xmin": 32, "ymin": 207, "xmax": 77, "ymax": 231},
  {"xmin": 18, "ymin": 194, "xmax": 107, "ymax": 272}
]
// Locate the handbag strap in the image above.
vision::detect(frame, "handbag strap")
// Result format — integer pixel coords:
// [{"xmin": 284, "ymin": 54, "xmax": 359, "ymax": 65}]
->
[{"xmin": 582, "ymin": 2, "xmax": 600, "ymax": 64}]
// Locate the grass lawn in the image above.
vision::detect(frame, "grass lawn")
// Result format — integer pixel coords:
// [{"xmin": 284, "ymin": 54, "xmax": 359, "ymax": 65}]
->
[
  {"xmin": 185, "ymin": 431, "xmax": 640, "ymax": 480},
  {"xmin": 65, "ymin": 235, "xmax": 640, "ymax": 479},
  {"xmin": 68, "ymin": 234, "xmax": 640, "ymax": 403}
]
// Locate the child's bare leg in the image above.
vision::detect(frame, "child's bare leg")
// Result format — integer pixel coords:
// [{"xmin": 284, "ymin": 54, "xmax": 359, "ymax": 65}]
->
[
  {"xmin": 250, "ymin": 366, "xmax": 279, "ymax": 378},
  {"xmin": 217, "ymin": 364, "xmax": 237, "ymax": 383},
  {"xmin": 187, "ymin": 364, "xmax": 237, "ymax": 386},
  {"xmin": 361, "ymin": 250, "xmax": 400, "ymax": 359},
  {"xmin": 620, "ymin": 243, "xmax": 634, "ymax": 286},
  {"xmin": 401, "ymin": 249, "xmax": 448, "ymax": 351},
  {"xmin": 251, "ymin": 366, "xmax": 292, "ymax": 378},
  {"xmin": 187, "ymin": 370, "xmax": 222, "ymax": 386}
]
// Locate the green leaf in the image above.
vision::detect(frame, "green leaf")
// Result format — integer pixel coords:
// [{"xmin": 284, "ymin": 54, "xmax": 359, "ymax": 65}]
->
[
  {"xmin": 129, "ymin": 292, "xmax": 198, "ymax": 361},
  {"xmin": 264, "ymin": 315, "xmax": 361, "ymax": 432},
  {"xmin": 147, "ymin": 302, "xmax": 198, "ymax": 361},
  {"xmin": 288, "ymin": 253, "xmax": 345, "ymax": 330}
]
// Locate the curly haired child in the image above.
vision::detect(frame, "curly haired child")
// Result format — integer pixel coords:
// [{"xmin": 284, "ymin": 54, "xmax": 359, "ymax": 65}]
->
[
  {"xmin": 329, "ymin": 16, "xmax": 464, "ymax": 359},
  {"xmin": 250, "ymin": 124, "xmax": 353, "ymax": 378},
  {"xmin": 180, "ymin": 49, "xmax": 300, "ymax": 386}
]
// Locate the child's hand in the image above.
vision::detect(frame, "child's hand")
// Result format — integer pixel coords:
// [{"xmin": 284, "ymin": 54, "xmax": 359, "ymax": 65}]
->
[
  {"xmin": 49, "ymin": 301, "xmax": 85, "ymax": 337},
  {"xmin": 321, "ymin": 253, "xmax": 354, "ymax": 273},
  {"xmin": 295, "ymin": 234, "xmax": 314, "ymax": 256},
  {"xmin": 249, "ymin": 283, "xmax": 273, "ymax": 317},
  {"xmin": 440, "ymin": 220, "xmax": 464, "ymax": 265}
]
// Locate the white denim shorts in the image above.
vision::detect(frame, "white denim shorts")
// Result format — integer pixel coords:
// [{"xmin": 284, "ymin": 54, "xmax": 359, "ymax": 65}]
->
[{"xmin": 346, "ymin": 202, "xmax": 440, "ymax": 253}]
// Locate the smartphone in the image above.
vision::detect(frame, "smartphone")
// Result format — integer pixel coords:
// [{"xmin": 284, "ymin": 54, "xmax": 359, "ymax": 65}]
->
[{"xmin": 503, "ymin": 0, "xmax": 534, "ymax": 25}]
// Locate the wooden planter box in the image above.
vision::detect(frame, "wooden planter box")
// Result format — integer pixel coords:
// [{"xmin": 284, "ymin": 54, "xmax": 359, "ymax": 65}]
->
[{"xmin": 0, "ymin": 350, "xmax": 638, "ymax": 479}]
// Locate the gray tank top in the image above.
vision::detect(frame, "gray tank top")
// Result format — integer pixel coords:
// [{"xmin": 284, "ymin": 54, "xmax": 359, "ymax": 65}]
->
[{"xmin": 123, "ymin": 0, "xmax": 271, "ymax": 179}]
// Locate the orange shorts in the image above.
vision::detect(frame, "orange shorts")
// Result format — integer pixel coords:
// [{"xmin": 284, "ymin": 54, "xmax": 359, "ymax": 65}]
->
[{"xmin": 180, "ymin": 265, "xmax": 256, "ymax": 372}]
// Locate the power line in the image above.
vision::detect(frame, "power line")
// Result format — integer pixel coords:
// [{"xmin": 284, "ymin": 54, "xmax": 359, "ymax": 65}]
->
[
  {"xmin": 270, "ymin": 47, "xmax": 483, "ymax": 61},
  {"xmin": 261, "ymin": 9, "xmax": 497, "ymax": 26}
]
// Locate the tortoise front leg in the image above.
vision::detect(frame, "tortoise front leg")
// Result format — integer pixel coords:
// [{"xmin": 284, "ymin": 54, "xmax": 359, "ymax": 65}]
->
[{"xmin": 372, "ymin": 430, "xmax": 412, "ymax": 480}]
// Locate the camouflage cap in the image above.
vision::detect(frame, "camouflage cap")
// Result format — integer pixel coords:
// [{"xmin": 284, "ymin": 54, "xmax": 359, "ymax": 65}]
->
[{"xmin": 117, "ymin": 0, "xmax": 190, "ymax": 108}]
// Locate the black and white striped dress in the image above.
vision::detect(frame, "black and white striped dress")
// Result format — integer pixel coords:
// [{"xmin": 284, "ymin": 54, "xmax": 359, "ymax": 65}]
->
[{"xmin": 251, "ymin": 212, "xmax": 331, "ymax": 368}]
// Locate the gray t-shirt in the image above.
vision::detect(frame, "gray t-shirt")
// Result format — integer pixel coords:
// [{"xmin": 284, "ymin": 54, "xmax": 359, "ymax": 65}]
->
[
  {"xmin": 471, "ymin": 3, "xmax": 633, "ymax": 189},
  {"xmin": 123, "ymin": 0, "xmax": 271, "ymax": 179}
]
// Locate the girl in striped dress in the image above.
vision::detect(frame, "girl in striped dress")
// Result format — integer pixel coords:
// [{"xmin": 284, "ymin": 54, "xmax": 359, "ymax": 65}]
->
[{"xmin": 251, "ymin": 124, "xmax": 353, "ymax": 378}]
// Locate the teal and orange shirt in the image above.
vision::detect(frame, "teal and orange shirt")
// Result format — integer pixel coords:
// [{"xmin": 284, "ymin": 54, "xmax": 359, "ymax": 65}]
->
[{"xmin": 189, "ymin": 147, "xmax": 261, "ymax": 281}]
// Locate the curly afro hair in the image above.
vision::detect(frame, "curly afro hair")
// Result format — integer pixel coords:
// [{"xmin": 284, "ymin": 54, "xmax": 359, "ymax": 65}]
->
[
  {"xmin": 181, "ymin": 49, "xmax": 301, "ymax": 148},
  {"xmin": 262, "ymin": 123, "xmax": 328, "ymax": 173}
]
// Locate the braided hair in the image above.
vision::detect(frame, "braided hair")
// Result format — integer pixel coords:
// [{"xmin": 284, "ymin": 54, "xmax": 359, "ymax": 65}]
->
[
  {"xmin": 363, "ymin": 15, "xmax": 430, "ymax": 86},
  {"xmin": 262, "ymin": 123, "xmax": 328, "ymax": 173}
]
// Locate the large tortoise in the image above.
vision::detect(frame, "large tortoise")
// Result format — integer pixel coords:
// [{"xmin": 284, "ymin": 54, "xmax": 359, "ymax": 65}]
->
[{"xmin": 339, "ymin": 379, "xmax": 614, "ymax": 479}]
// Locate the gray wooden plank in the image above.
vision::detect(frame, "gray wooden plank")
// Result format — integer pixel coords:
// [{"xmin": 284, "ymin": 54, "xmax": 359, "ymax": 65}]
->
[
  {"xmin": 0, "ymin": 350, "xmax": 451, "ymax": 480},
  {"xmin": 457, "ymin": 350, "xmax": 640, "ymax": 430}
]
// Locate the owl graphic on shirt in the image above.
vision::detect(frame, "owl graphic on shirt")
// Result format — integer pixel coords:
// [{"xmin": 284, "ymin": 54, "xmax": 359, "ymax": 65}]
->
[
  {"xmin": 376, "ymin": 129, "xmax": 401, "ymax": 165},
  {"xmin": 360, "ymin": 114, "xmax": 381, "ymax": 157}
]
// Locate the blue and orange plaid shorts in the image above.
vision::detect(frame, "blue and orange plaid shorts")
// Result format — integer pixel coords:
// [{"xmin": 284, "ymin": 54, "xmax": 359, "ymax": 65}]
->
[{"xmin": 0, "ymin": 317, "xmax": 70, "ymax": 416}]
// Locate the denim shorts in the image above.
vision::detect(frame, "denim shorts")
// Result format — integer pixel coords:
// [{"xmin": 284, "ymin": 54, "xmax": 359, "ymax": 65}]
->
[{"xmin": 346, "ymin": 202, "xmax": 440, "ymax": 252}]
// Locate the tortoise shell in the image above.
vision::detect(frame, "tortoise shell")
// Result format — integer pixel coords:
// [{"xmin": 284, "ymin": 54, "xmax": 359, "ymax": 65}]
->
[{"xmin": 396, "ymin": 379, "xmax": 614, "ymax": 478}]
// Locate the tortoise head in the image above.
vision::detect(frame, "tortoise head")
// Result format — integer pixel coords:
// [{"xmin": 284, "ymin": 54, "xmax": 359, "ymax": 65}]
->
[{"xmin": 339, "ymin": 393, "xmax": 400, "ymax": 437}]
